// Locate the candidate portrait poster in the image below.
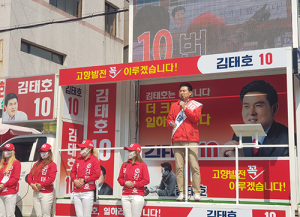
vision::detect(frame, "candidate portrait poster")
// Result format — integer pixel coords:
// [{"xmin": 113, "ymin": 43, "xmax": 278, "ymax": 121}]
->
[
  {"xmin": 3, "ymin": 74, "xmax": 55, "ymax": 123},
  {"xmin": 132, "ymin": 0, "xmax": 292, "ymax": 62}
]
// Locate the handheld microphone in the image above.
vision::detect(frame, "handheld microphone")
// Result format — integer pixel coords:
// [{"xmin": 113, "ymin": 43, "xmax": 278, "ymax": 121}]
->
[{"xmin": 181, "ymin": 96, "xmax": 184, "ymax": 101}]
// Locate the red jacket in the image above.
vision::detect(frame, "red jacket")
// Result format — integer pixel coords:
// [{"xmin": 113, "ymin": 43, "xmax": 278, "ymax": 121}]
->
[
  {"xmin": 71, "ymin": 154, "xmax": 100, "ymax": 192},
  {"xmin": 118, "ymin": 160, "xmax": 150, "ymax": 196},
  {"xmin": 27, "ymin": 161, "xmax": 57, "ymax": 193},
  {"xmin": 0, "ymin": 160, "xmax": 21, "ymax": 195},
  {"xmin": 167, "ymin": 99, "xmax": 202, "ymax": 142}
]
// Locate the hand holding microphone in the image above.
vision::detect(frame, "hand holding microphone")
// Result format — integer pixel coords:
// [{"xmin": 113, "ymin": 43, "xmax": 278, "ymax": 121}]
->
[{"xmin": 180, "ymin": 96, "xmax": 186, "ymax": 110}]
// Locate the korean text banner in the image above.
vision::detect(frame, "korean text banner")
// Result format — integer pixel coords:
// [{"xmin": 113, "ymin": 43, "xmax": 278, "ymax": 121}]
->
[
  {"xmin": 3, "ymin": 74, "xmax": 55, "ymax": 123},
  {"xmin": 59, "ymin": 48, "xmax": 287, "ymax": 86},
  {"xmin": 132, "ymin": 0, "xmax": 292, "ymax": 62},
  {"xmin": 55, "ymin": 203, "xmax": 287, "ymax": 217},
  {"xmin": 87, "ymin": 83, "xmax": 116, "ymax": 191},
  {"xmin": 59, "ymin": 121, "xmax": 83, "ymax": 197},
  {"xmin": 144, "ymin": 160, "xmax": 290, "ymax": 200},
  {"xmin": 139, "ymin": 74, "xmax": 288, "ymax": 158}
]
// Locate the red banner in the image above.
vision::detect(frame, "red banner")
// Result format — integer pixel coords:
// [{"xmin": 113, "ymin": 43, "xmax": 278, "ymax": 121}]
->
[
  {"xmin": 59, "ymin": 121, "xmax": 83, "ymax": 197},
  {"xmin": 59, "ymin": 48, "xmax": 287, "ymax": 86},
  {"xmin": 139, "ymin": 74, "xmax": 288, "ymax": 155},
  {"xmin": 87, "ymin": 83, "xmax": 117, "ymax": 190},
  {"xmin": 145, "ymin": 159, "xmax": 289, "ymax": 200},
  {"xmin": 3, "ymin": 74, "xmax": 55, "ymax": 122},
  {"xmin": 55, "ymin": 203, "xmax": 287, "ymax": 217},
  {"xmin": 59, "ymin": 57, "xmax": 198, "ymax": 86}
]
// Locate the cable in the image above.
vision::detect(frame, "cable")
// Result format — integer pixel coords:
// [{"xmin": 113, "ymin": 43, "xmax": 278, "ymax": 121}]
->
[
  {"xmin": 16, "ymin": 177, "xmax": 30, "ymax": 204},
  {"xmin": 0, "ymin": 9, "xmax": 128, "ymax": 33}
]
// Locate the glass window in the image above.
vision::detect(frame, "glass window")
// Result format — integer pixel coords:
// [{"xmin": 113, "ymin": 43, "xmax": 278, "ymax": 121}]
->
[
  {"xmin": 20, "ymin": 41, "xmax": 65, "ymax": 65},
  {"xmin": 49, "ymin": 0, "xmax": 81, "ymax": 17},
  {"xmin": 20, "ymin": 41, "xmax": 29, "ymax": 53},
  {"xmin": 105, "ymin": 3, "xmax": 117, "ymax": 36},
  {"xmin": 0, "ymin": 137, "xmax": 37, "ymax": 162},
  {"xmin": 33, "ymin": 137, "xmax": 48, "ymax": 161}
]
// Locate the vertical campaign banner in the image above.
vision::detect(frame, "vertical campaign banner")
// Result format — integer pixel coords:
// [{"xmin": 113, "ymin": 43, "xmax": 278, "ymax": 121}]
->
[
  {"xmin": 3, "ymin": 74, "xmax": 55, "ymax": 123},
  {"xmin": 62, "ymin": 85, "xmax": 85, "ymax": 121},
  {"xmin": 0, "ymin": 79, "xmax": 5, "ymax": 109},
  {"xmin": 132, "ymin": 0, "xmax": 292, "ymax": 62},
  {"xmin": 60, "ymin": 121, "xmax": 83, "ymax": 197},
  {"xmin": 87, "ymin": 83, "xmax": 116, "ymax": 191}
]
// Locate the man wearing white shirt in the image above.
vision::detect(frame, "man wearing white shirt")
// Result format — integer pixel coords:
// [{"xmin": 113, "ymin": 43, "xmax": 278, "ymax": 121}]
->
[
  {"xmin": 220, "ymin": 80, "xmax": 289, "ymax": 157},
  {"xmin": 3, "ymin": 93, "xmax": 28, "ymax": 122}
]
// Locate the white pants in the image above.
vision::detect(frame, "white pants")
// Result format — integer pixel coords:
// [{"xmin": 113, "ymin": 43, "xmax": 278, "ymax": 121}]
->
[
  {"xmin": 121, "ymin": 195, "xmax": 144, "ymax": 217},
  {"xmin": 33, "ymin": 192, "xmax": 54, "ymax": 217},
  {"xmin": 0, "ymin": 194, "xmax": 17, "ymax": 217},
  {"xmin": 73, "ymin": 191, "xmax": 94, "ymax": 217}
]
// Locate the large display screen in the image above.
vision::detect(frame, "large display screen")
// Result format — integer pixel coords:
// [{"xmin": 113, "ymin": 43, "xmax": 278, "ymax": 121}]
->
[{"xmin": 132, "ymin": 0, "xmax": 292, "ymax": 62}]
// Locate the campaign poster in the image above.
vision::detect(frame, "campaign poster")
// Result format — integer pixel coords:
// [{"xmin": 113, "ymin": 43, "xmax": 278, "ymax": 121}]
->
[
  {"xmin": 3, "ymin": 74, "xmax": 55, "ymax": 123},
  {"xmin": 59, "ymin": 121, "xmax": 83, "ymax": 197},
  {"xmin": 62, "ymin": 85, "xmax": 85, "ymax": 122},
  {"xmin": 87, "ymin": 83, "xmax": 116, "ymax": 194},
  {"xmin": 139, "ymin": 74, "xmax": 289, "ymax": 200},
  {"xmin": 132, "ymin": 0, "xmax": 292, "ymax": 62},
  {"xmin": 55, "ymin": 203, "xmax": 287, "ymax": 217},
  {"xmin": 0, "ymin": 79, "xmax": 5, "ymax": 109},
  {"xmin": 144, "ymin": 159, "xmax": 289, "ymax": 200},
  {"xmin": 139, "ymin": 74, "xmax": 288, "ymax": 157}
]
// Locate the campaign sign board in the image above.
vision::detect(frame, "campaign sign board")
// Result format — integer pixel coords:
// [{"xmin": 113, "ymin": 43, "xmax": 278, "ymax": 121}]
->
[
  {"xmin": 87, "ymin": 83, "xmax": 117, "ymax": 192},
  {"xmin": 59, "ymin": 48, "xmax": 287, "ymax": 86},
  {"xmin": 3, "ymin": 74, "xmax": 55, "ymax": 123},
  {"xmin": 59, "ymin": 121, "xmax": 84, "ymax": 197}
]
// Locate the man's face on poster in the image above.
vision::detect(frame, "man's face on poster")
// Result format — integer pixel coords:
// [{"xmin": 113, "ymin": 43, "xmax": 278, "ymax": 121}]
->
[
  {"xmin": 173, "ymin": 10, "xmax": 185, "ymax": 27},
  {"xmin": 98, "ymin": 171, "xmax": 105, "ymax": 186},
  {"xmin": 5, "ymin": 98, "xmax": 18, "ymax": 118},
  {"xmin": 242, "ymin": 92, "xmax": 278, "ymax": 131}
]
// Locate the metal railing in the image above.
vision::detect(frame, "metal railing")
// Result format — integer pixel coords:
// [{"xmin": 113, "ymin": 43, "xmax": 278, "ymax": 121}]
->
[{"xmin": 59, "ymin": 143, "xmax": 289, "ymax": 203}]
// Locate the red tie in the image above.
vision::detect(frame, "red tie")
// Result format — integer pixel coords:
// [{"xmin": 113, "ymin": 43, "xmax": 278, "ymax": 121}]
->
[{"xmin": 252, "ymin": 139, "xmax": 259, "ymax": 156}]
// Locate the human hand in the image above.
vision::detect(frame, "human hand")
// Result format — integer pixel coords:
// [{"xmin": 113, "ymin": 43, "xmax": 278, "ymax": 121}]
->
[
  {"xmin": 74, "ymin": 179, "xmax": 83, "ymax": 188},
  {"xmin": 78, "ymin": 178, "xmax": 85, "ymax": 185},
  {"xmin": 125, "ymin": 181, "xmax": 134, "ymax": 188},
  {"xmin": 36, "ymin": 183, "xmax": 42, "ymax": 191},
  {"xmin": 220, "ymin": 141, "xmax": 239, "ymax": 157},
  {"xmin": 30, "ymin": 183, "xmax": 39, "ymax": 193},
  {"xmin": 170, "ymin": 120, "xmax": 175, "ymax": 128},
  {"xmin": 179, "ymin": 101, "xmax": 186, "ymax": 110},
  {"xmin": 0, "ymin": 184, "xmax": 4, "ymax": 191}
]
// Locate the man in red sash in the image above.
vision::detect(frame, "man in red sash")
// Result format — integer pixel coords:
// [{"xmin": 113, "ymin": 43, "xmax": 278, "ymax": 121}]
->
[{"xmin": 167, "ymin": 82, "xmax": 202, "ymax": 201}]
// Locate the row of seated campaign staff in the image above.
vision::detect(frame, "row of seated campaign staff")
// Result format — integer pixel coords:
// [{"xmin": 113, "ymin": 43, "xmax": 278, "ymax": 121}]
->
[{"xmin": 0, "ymin": 141, "xmax": 150, "ymax": 217}]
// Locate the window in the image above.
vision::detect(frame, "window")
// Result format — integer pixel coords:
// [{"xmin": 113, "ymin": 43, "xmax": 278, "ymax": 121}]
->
[
  {"xmin": 105, "ymin": 3, "xmax": 117, "ymax": 36},
  {"xmin": 21, "ymin": 41, "xmax": 65, "ymax": 65},
  {"xmin": 33, "ymin": 137, "xmax": 48, "ymax": 161},
  {"xmin": 0, "ymin": 137, "xmax": 37, "ymax": 162},
  {"xmin": 49, "ymin": 0, "xmax": 82, "ymax": 17}
]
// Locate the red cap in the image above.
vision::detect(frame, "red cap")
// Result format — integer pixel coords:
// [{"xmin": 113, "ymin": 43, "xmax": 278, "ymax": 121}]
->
[
  {"xmin": 1, "ymin": 143, "xmax": 15, "ymax": 151},
  {"xmin": 38, "ymin": 143, "xmax": 52, "ymax": 152},
  {"xmin": 124, "ymin": 143, "xmax": 141, "ymax": 152},
  {"xmin": 77, "ymin": 140, "xmax": 94, "ymax": 149}
]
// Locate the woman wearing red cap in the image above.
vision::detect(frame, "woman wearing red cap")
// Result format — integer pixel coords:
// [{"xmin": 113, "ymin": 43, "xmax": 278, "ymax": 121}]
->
[
  {"xmin": 0, "ymin": 143, "xmax": 21, "ymax": 217},
  {"xmin": 27, "ymin": 143, "xmax": 57, "ymax": 217},
  {"xmin": 71, "ymin": 140, "xmax": 100, "ymax": 217},
  {"xmin": 118, "ymin": 143, "xmax": 150, "ymax": 217}
]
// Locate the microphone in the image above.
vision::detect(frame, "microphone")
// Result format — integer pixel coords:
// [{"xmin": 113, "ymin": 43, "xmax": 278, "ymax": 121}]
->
[{"xmin": 181, "ymin": 96, "xmax": 184, "ymax": 101}]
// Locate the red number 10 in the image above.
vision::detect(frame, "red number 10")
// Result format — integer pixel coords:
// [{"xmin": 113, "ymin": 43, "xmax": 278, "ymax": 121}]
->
[
  {"xmin": 259, "ymin": 53, "xmax": 273, "ymax": 65},
  {"xmin": 138, "ymin": 30, "xmax": 173, "ymax": 61}
]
